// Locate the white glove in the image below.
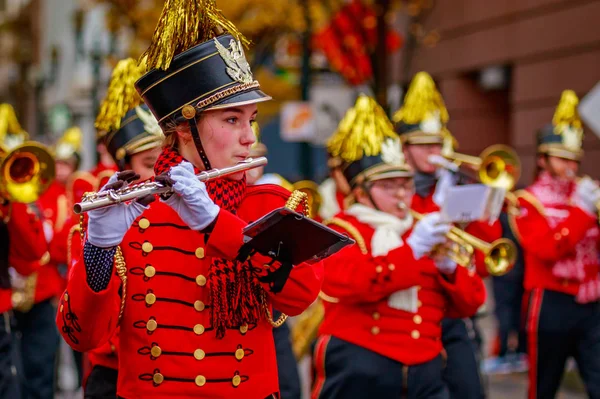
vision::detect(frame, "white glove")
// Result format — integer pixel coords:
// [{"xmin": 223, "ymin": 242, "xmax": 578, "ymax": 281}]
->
[
  {"xmin": 406, "ymin": 212, "xmax": 452, "ymax": 259},
  {"xmin": 572, "ymin": 177, "xmax": 600, "ymax": 217},
  {"xmin": 434, "ymin": 255, "xmax": 458, "ymax": 274},
  {"xmin": 432, "ymin": 162, "xmax": 458, "ymax": 207},
  {"xmin": 87, "ymin": 172, "xmax": 150, "ymax": 248},
  {"xmin": 161, "ymin": 162, "xmax": 220, "ymax": 231}
]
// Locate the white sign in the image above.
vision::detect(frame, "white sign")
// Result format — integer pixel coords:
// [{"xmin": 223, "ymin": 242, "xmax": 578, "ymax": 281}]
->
[
  {"xmin": 280, "ymin": 102, "xmax": 316, "ymax": 142},
  {"xmin": 310, "ymin": 84, "xmax": 355, "ymax": 145},
  {"xmin": 579, "ymin": 81, "xmax": 600, "ymax": 139}
]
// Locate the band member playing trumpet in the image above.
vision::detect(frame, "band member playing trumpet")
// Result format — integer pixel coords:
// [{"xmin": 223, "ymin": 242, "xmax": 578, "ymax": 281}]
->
[
  {"xmin": 0, "ymin": 104, "xmax": 51, "ymax": 398},
  {"xmin": 393, "ymin": 72, "xmax": 500, "ymax": 399},
  {"xmin": 11, "ymin": 126, "xmax": 83, "ymax": 399},
  {"xmin": 312, "ymin": 95, "xmax": 485, "ymax": 399},
  {"xmin": 510, "ymin": 90, "xmax": 600, "ymax": 399},
  {"xmin": 56, "ymin": 2, "xmax": 323, "ymax": 398}
]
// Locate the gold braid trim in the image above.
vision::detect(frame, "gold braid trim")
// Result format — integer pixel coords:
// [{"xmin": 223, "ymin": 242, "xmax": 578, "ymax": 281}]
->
[
  {"xmin": 195, "ymin": 81, "xmax": 260, "ymax": 110},
  {"xmin": 114, "ymin": 247, "xmax": 127, "ymax": 322},
  {"xmin": 324, "ymin": 217, "xmax": 368, "ymax": 255}
]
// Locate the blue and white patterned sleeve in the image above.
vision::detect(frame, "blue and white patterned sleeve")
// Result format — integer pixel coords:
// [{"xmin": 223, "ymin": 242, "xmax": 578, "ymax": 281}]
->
[{"xmin": 83, "ymin": 241, "xmax": 116, "ymax": 292}]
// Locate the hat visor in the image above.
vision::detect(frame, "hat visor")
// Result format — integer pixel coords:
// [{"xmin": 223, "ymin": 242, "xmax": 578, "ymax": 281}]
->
[
  {"xmin": 538, "ymin": 144, "xmax": 583, "ymax": 161},
  {"xmin": 205, "ymin": 89, "xmax": 272, "ymax": 110},
  {"xmin": 402, "ymin": 133, "xmax": 444, "ymax": 145},
  {"xmin": 352, "ymin": 164, "xmax": 414, "ymax": 187}
]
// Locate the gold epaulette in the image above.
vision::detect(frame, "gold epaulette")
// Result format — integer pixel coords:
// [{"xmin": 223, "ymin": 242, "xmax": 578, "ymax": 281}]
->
[{"xmin": 324, "ymin": 217, "xmax": 367, "ymax": 255}]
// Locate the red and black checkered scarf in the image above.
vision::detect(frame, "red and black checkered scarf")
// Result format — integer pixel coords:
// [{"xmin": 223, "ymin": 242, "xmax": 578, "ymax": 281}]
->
[{"xmin": 155, "ymin": 146, "xmax": 263, "ymax": 338}]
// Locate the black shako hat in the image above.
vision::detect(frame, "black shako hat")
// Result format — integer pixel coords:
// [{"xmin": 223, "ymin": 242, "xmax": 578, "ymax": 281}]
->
[{"xmin": 134, "ymin": 1, "xmax": 271, "ymax": 170}]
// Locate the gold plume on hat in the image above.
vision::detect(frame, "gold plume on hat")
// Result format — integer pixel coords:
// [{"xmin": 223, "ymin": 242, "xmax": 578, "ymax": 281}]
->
[
  {"xmin": 552, "ymin": 90, "xmax": 583, "ymax": 151},
  {"xmin": 0, "ymin": 103, "xmax": 28, "ymax": 143},
  {"xmin": 326, "ymin": 95, "xmax": 397, "ymax": 163},
  {"xmin": 95, "ymin": 58, "xmax": 146, "ymax": 135},
  {"xmin": 55, "ymin": 127, "xmax": 82, "ymax": 160},
  {"xmin": 141, "ymin": 0, "xmax": 249, "ymax": 71},
  {"xmin": 392, "ymin": 71, "xmax": 449, "ymax": 125},
  {"xmin": 552, "ymin": 90, "xmax": 582, "ymax": 131}
]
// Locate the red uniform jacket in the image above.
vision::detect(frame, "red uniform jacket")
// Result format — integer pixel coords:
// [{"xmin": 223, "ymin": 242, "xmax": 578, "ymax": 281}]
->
[
  {"xmin": 1, "ymin": 202, "xmax": 48, "ymax": 313},
  {"xmin": 57, "ymin": 185, "xmax": 323, "ymax": 399},
  {"xmin": 511, "ymin": 189, "xmax": 599, "ymax": 299},
  {"xmin": 318, "ymin": 212, "xmax": 486, "ymax": 366},
  {"xmin": 411, "ymin": 187, "xmax": 502, "ymax": 277},
  {"xmin": 34, "ymin": 181, "xmax": 71, "ymax": 303}
]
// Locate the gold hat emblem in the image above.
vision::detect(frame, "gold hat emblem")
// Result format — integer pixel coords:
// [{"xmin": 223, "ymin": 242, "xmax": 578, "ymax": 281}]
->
[{"xmin": 214, "ymin": 38, "xmax": 253, "ymax": 85}]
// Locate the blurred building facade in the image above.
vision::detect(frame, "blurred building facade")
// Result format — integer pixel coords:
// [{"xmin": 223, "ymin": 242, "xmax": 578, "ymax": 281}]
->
[{"xmin": 409, "ymin": 0, "xmax": 600, "ymax": 184}]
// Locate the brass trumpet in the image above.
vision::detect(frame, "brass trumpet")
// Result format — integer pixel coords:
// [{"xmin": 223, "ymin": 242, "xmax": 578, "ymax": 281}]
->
[
  {"xmin": 436, "ymin": 144, "xmax": 522, "ymax": 192},
  {"xmin": 0, "ymin": 142, "xmax": 56, "ymax": 203},
  {"xmin": 410, "ymin": 210, "xmax": 517, "ymax": 276}
]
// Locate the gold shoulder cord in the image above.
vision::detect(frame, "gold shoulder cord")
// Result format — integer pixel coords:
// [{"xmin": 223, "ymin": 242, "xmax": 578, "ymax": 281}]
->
[
  {"xmin": 261, "ymin": 190, "xmax": 310, "ymax": 328},
  {"xmin": 114, "ymin": 246, "xmax": 127, "ymax": 322},
  {"xmin": 324, "ymin": 217, "xmax": 368, "ymax": 255},
  {"xmin": 507, "ymin": 190, "xmax": 546, "ymax": 244}
]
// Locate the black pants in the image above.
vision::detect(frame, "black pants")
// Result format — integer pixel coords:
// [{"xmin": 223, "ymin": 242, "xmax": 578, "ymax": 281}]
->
[
  {"xmin": 272, "ymin": 310, "xmax": 301, "ymax": 399},
  {"xmin": 494, "ymin": 212, "xmax": 526, "ymax": 356},
  {"xmin": 312, "ymin": 335, "xmax": 448, "ymax": 399},
  {"xmin": 85, "ymin": 366, "xmax": 117, "ymax": 399},
  {"xmin": 14, "ymin": 299, "xmax": 60, "ymax": 399},
  {"xmin": 0, "ymin": 312, "xmax": 21, "ymax": 399},
  {"xmin": 441, "ymin": 318, "xmax": 484, "ymax": 399},
  {"xmin": 526, "ymin": 289, "xmax": 600, "ymax": 399}
]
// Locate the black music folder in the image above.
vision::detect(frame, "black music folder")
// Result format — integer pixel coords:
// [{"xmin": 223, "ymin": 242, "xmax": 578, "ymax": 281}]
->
[{"xmin": 240, "ymin": 208, "xmax": 354, "ymax": 265}]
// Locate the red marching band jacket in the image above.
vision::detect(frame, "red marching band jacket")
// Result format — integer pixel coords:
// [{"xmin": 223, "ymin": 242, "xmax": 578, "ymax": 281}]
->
[
  {"xmin": 411, "ymin": 186, "xmax": 503, "ymax": 278},
  {"xmin": 32, "ymin": 181, "xmax": 71, "ymax": 304},
  {"xmin": 317, "ymin": 212, "xmax": 486, "ymax": 366},
  {"xmin": 510, "ymin": 189, "xmax": 600, "ymax": 300},
  {"xmin": 1, "ymin": 201, "xmax": 49, "ymax": 313},
  {"xmin": 57, "ymin": 184, "xmax": 323, "ymax": 399}
]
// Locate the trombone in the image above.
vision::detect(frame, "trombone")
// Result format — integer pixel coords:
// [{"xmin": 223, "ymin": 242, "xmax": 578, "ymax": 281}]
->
[
  {"xmin": 0, "ymin": 141, "xmax": 56, "ymax": 203},
  {"xmin": 434, "ymin": 144, "xmax": 522, "ymax": 192},
  {"xmin": 410, "ymin": 210, "xmax": 517, "ymax": 276}
]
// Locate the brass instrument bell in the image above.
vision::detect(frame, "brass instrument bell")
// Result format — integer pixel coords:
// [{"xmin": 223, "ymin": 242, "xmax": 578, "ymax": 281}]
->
[
  {"xmin": 440, "ymin": 144, "xmax": 521, "ymax": 192},
  {"xmin": 410, "ymin": 210, "xmax": 516, "ymax": 276}
]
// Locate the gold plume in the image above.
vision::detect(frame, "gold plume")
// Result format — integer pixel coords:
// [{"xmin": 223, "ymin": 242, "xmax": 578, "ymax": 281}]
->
[
  {"xmin": 392, "ymin": 71, "xmax": 449, "ymax": 124},
  {"xmin": 552, "ymin": 90, "xmax": 582, "ymax": 132},
  {"xmin": 141, "ymin": 0, "xmax": 249, "ymax": 71},
  {"xmin": 326, "ymin": 95, "xmax": 398, "ymax": 163},
  {"xmin": 95, "ymin": 58, "xmax": 146, "ymax": 135},
  {"xmin": 0, "ymin": 103, "xmax": 28, "ymax": 142}
]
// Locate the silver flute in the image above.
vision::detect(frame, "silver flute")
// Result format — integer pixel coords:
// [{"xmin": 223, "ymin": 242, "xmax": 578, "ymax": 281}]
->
[{"xmin": 73, "ymin": 157, "xmax": 268, "ymax": 214}]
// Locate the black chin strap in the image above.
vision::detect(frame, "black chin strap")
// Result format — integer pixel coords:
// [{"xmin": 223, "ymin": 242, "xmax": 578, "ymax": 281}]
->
[{"xmin": 182, "ymin": 105, "xmax": 212, "ymax": 171}]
